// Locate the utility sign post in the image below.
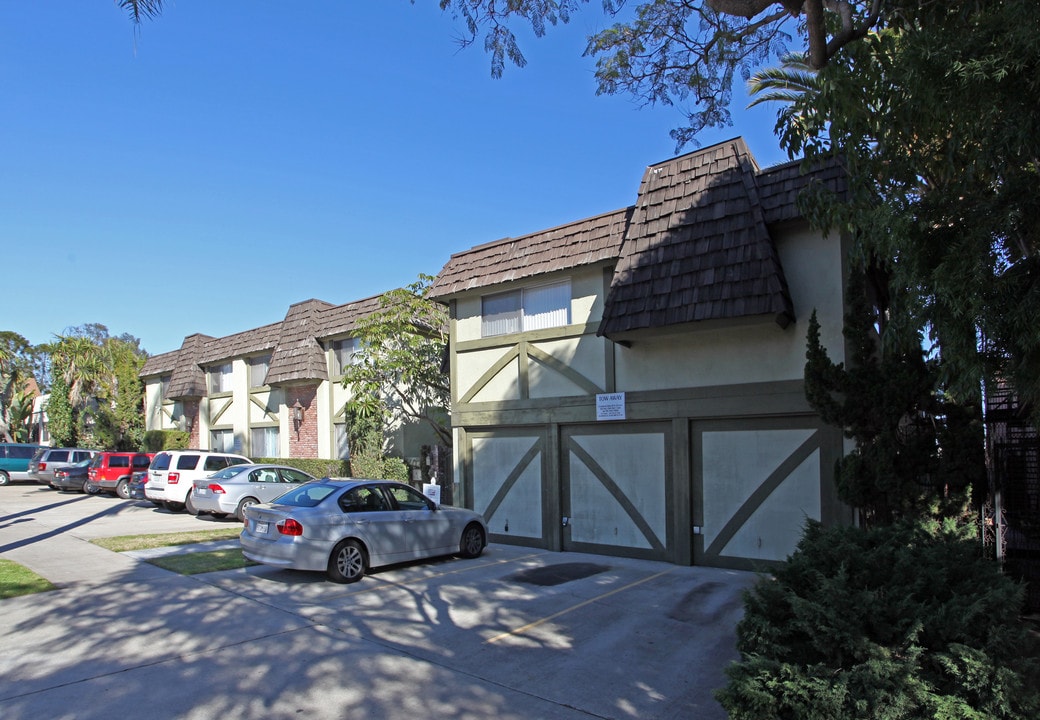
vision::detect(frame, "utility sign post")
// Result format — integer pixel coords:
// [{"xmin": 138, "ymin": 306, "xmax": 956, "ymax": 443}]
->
[{"xmin": 596, "ymin": 392, "xmax": 626, "ymax": 421}]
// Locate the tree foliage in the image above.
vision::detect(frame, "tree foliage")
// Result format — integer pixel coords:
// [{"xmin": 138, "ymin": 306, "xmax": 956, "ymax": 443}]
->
[
  {"xmin": 341, "ymin": 276, "xmax": 451, "ymax": 452},
  {"xmin": 44, "ymin": 324, "xmax": 148, "ymax": 450},
  {"xmin": 0, "ymin": 331, "xmax": 45, "ymax": 442},
  {"xmin": 778, "ymin": 1, "xmax": 1040, "ymax": 415},
  {"xmin": 117, "ymin": 0, "xmax": 164, "ymax": 24},
  {"xmin": 804, "ymin": 270, "xmax": 986, "ymax": 527},
  {"xmin": 717, "ymin": 520, "xmax": 1040, "ymax": 719},
  {"xmin": 437, "ymin": 1, "xmax": 890, "ymax": 146}
]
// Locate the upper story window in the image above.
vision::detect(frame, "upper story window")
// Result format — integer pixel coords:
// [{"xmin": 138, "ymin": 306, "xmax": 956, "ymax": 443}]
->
[
  {"xmin": 209, "ymin": 362, "xmax": 233, "ymax": 394},
  {"xmin": 481, "ymin": 280, "xmax": 571, "ymax": 337},
  {"xmin": 249, "ymin": 354, "xmax": 271, "ymax": 389},
  {"xmin": 331, "ymin": 338, "xmax": 359, "ymax": 376}
]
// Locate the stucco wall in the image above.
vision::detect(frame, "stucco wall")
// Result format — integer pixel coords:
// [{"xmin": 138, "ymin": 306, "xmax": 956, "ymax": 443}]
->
[{"xmin": 614, "ymin": 226, "xmax": 844, "ymax": 391}]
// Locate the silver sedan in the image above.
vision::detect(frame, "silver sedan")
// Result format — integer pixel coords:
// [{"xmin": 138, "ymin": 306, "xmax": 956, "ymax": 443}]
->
[
  {"xmin": 240, "ymin": 478, "xmax": 488, "ymax": 583},
  {"xmin": 191, "ymin": 464, "xmax": 317, "ymax": 520}
]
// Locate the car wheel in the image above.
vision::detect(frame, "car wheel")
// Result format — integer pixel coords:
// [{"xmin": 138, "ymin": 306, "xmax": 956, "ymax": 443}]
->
[
  {"xmin": 327, "ymin": 539, "xmax": 367, "ymax": 583},
  {"xmin": 0, "ymin": 471, "xmax": 10, "ymax": 486},
  {"xmin": 85, "ymin": 481, "xmax": 100, "ymax": 495},
  {"xmin": 235, "ymin": 497, "xmax": 259, "ymax": 522},
  {"xmin": 116, "ymin": 479, "xmax": 130, "ymax": 500},
  {"xmin": 184, "ymin": 492, "xmax": 200, "ymax": 516},
  {"xmin": 458, "ymin": 523, "xmax": 486, "ymax": 559},
  {"xmin": 210, "ymin": 512, "xmax": 228, "ymax": 520},
  {"xmin": 164, "ymin": 501, "xmax": 185, "ymax": 513}
]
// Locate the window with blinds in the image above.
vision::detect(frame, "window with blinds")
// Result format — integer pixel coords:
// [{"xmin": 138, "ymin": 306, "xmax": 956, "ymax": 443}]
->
[
  {"xmin": 481, "ymin": 280, "xmax": 570, "ymax": 337},
  {"xmin": 208, "ymin": 363, "xmax": 233, "ymax": 394},
  {"xmin": 249, "ymin": 354, "xmax": 271, "ymax": 388}
]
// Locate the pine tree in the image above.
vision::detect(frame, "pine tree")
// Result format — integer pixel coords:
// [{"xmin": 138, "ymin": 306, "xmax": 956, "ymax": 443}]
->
[{"xmin": 804, "ymin": 268, "xmax": 984, "ymax": 527}]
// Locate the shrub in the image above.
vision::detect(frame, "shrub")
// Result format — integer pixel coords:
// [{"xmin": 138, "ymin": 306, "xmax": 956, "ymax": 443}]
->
[
  {"xmin": 143, "ymin": 430, "xmax": 189, "ymax": 452},
  {"xmin": 253, "ymin": 457, "xmax": 349, "ymax": 478},
  {"xmin": 381, "ymin": 456, "xmax": 409, "ymax": 482},
  {"xmin": 716, "ymin": 520, "xmax": 1040, "ymax": 720},
  {"xmin": 348, "ymin": 446, "xmax": 384, "ymax": 479}
]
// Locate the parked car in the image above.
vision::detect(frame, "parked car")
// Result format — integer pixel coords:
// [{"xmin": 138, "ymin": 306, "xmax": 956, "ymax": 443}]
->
[
  {"xmin": 28, "ymin": 447, "xmax": 98, "ymax": 487},
  {"xmin": 127, "ymin": 470, "xmax": 148, "ymax": 500},
  {"xmin": 145, "ymin": 450, "xmax": 250, "ymax": 512},
  {"xmin": 0, "ymin": 443, "xmax": 49, "ymax": 486},
  {"xmin": 52, "ymin": 459, "xmax": 94, "ymax": 493},
  {"xmin": 87, "ymin": 452, "xmax": 155, "ymax": 499},
  {"xmin": 240, "ymin": 478, "xmax": 488, "ymax": 583},
  {"xmin": 191, "ymin": 464, "xmax": 317, "ymax": 520}
]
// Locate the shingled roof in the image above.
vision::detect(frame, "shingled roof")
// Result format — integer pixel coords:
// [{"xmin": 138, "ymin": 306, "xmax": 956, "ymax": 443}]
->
[
  {"xmin": 429, "ymin": 207, "xmax": 633, "ymax": 299},
  {"xmin": 597, "ymin": 138, "xmax": 795, "ymax": 338},
  {"xmin": 757, "ymin": 156, "xmax": 847, "ymax": 225},
  {"xmin": 163, "ymin": 334, "xmax": 213, "ymax": 399},
  {"xmin": 139, "ymin": 294, "xmax": 390, "ymax": 395},
  {"xmin": 430, "ymin": 137, "xmax": 843, "ymax": 341},
  {"xmin": 264, "ymin": 299, "xmax": 335, "ymax": 386}
]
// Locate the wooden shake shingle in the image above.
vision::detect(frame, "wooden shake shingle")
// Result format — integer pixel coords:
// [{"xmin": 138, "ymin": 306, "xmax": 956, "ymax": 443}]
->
[{"xmin": 598, "ymin": 138, "xmax": 794, "ymax": 337}]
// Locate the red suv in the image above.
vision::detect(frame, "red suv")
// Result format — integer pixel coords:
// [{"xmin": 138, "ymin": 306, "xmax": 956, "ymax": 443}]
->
[{"xmin": 87, "ymin": 452, "xmax": 155, "ymax": 499}]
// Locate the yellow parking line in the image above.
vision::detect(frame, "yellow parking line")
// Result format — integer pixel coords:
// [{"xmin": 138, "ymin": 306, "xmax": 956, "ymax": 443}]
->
[{"xmin": 484, "ymin": 568, "xmax": 673, "ymax": 644}]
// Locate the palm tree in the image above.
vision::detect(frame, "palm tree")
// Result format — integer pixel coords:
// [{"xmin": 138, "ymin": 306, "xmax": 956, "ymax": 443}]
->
[
  {"xmin": 118, "ymin": 1, "xmax": 164, "ymax": 23},
  {"xmin": 746, "ymin": 52, "xmax": 819, "ymax": 108},
  {"xmin": 52, "ymin": 335, "xmax": 106, "ymax": 410},
  {"xmin": 0, "ymin": 345, "xmax": 17, "ymax": 442}
]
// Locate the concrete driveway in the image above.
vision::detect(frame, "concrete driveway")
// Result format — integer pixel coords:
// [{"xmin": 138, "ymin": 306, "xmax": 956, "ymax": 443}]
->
[{"xmin": 0, "ymin": 484, "xmax": 758, "ymax": 719}]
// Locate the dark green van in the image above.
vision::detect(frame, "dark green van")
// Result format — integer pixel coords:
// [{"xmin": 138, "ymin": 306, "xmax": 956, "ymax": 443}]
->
[{"xmin": 0, "ymin": 443, "xmax": 48, "ymax": 485}]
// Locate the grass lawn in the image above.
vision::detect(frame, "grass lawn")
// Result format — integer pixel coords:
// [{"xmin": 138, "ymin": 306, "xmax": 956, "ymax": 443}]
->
[
  {"xmin": 145, "ymin": 548, "xmax": 259, "ymax": 575},
  {"xmin": 90, "ymin": 527, "xmax": 243, "ymax": 552},
  {"xmin": 0, "ymin": 558, "xmax": 56, "ymax": 599}
]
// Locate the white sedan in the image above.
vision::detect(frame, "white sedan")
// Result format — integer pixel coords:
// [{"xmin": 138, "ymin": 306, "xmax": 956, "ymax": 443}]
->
[
  {"xmin": 191, "ymin": 464, "xmax": 316, "ymax": 520},
  {"xmin": 240, "ymin": 478, "xmax": 488, "ymax": 583}
]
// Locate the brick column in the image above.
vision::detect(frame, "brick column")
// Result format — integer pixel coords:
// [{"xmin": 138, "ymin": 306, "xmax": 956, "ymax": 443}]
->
[
  {"xmin": 184, "ymin": 399, "xmax": 201, "ymax": 448},
  {"xmin": 286, "ymin": 385, "xmax": 319, "ymax": 458}
]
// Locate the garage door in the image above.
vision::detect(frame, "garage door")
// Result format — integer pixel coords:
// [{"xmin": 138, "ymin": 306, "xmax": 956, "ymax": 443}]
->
[{"xmin": 561, "ymin": 423, "xmax": 671, "ymax": 561}]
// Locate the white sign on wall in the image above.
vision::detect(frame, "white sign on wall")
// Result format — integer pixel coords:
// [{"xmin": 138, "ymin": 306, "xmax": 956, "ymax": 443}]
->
[
  {"xmin": 423, "ymin": 483, "xmax": 442, "ymax": 506},
  {"xmin": 596, "ymin": 392, "xmax": 626, "ymax": 421}
]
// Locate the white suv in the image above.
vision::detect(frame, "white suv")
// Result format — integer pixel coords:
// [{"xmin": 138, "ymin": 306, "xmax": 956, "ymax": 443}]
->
[{"xmin": 145, "ymin": 450, "xmax": 250, "ymax": 513}]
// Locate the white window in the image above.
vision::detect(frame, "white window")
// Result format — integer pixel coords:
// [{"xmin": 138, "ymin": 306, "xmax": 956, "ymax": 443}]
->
[
  {"xmin": 331, "ymin": 338, "xmax": 359, "ymax": 376},
  {"xmin": 211, "ymin": 429, "xmax": 235, "ymax": 453},
  {"xmin": 481, "ymin": 280, "xmax": 571, "ymax": 337},
  {"xmin": 209, "ymin": 362, "xmax": 233, "ymax": 394},
  {"xmin": 249, "ymin": 354, "xmax": 271, "ymax": 389},
  {"xmin": 251, "ymin": 427, "xmax": 280, "ymax": 458}
]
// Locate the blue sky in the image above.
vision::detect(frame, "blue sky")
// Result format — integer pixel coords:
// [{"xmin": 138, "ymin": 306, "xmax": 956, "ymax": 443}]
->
[{"xmin": 2, "ymin": 1, "xmax": 789, "ymax": 356}]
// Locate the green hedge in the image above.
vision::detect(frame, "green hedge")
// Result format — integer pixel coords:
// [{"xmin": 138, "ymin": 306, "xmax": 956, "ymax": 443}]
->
[
  {"xmin": 253, "ymin": 457, "xmax": 349, "ymax": 478},
  {"xmin": 143, "ymin": 430, "xmax": 189, "ymax": 452},
  {"xmin": 716, "ymin": 520, "xmax": 1040, "ymax": 719}
]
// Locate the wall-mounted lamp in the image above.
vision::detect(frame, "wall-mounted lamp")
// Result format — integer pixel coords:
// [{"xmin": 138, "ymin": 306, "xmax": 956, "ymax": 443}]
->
[{"xmin": 292, "ymin": 400, "xmax": 304, "ymax": 423}]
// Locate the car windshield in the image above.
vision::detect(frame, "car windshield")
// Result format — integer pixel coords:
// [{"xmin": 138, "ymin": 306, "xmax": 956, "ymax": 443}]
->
[
  {"xmin": 73, "ymin": 459, "xmax": 92, "ymax": 468},
  {"xmin": 273, "ymin": 484, "xmax": 339, "ymax": 508}
]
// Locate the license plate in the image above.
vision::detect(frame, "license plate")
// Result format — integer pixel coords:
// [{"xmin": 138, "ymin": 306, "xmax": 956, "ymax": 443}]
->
[
  {"xmin": 256, "ymin": 522, "xmax": 269, "ymax": 534},
  {"xmin": 197, "ymin": 488, "xmax": 208, "ymax": 496}
]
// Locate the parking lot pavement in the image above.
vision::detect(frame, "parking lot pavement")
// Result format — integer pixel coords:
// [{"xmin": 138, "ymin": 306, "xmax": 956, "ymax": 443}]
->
[{"xmin": 0, "ymin": 484, "xmax": 759, "ymax": 720}]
